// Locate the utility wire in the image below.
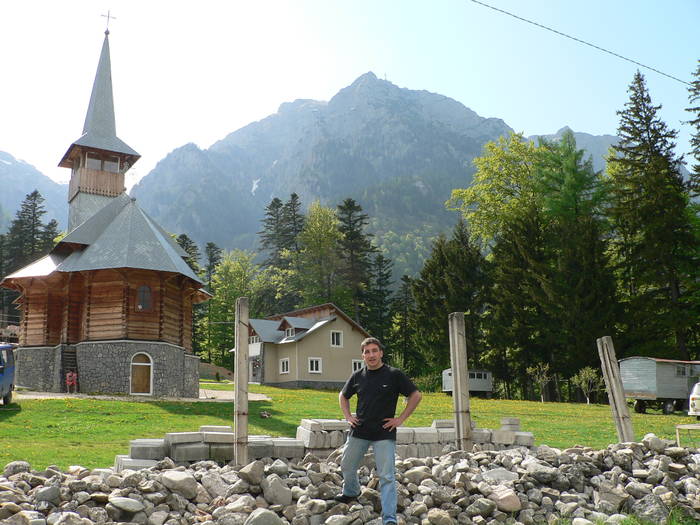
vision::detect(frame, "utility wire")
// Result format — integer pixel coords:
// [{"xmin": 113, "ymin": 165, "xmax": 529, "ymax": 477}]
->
[{"xmin": 469, "ymin": 0, "xmax": 691, "ymax": 87}]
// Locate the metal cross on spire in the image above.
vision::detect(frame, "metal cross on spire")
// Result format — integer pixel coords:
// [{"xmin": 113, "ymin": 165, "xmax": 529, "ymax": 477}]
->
[{"xmin": 101, "ymin": 10, "xmax": 116, "ymax": 34}]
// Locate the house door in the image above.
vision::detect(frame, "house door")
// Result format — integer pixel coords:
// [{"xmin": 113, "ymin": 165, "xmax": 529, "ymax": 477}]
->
[{"xmin": 131, "ymin": 353, "xmax": 152, "ymax": 395}]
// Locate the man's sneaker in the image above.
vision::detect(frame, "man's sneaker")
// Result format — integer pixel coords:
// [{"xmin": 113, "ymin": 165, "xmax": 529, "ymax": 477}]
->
[{"xmin": 333, "ymin": 493, "xmax": 359, "ymax": 504}]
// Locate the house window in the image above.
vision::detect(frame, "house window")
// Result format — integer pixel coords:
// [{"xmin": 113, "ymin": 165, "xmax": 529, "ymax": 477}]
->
[
  {"xmin": 677, "ymin": 365, "xmax": 688, "ymax": 377},
  {"xmin": 136, "ymin": 285, "xmax": 152, "ymax": 312},
  {"xmin": 249, "ymin": 335, "xmax": 260, "ymax": 344},
  {"xmin": 280, "ymin": 358, "xmax": 290, "ymax": 374},
  {"xmin": 330, "ymin": 330, "xmax": 343, "ymax": 347},
  {"xmin": 285, "ymin": 327, "xmax": 295, "ymax": 338},
  {"xmin": 308, "ymin": 357, "xmax": 322, "ymax": 374},
  {"xmin": 352, "ymin": 359, "xmax": 363, "ymax": 372},
  {"xmin": 469, "ymin": 372, "xmax": 475, "ymax": 379}
]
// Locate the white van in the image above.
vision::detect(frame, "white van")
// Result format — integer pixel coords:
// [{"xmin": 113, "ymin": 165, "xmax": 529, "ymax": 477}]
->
[{"xmin": 689, "ymin": 382, "xmax": 700, "ymax": 419}]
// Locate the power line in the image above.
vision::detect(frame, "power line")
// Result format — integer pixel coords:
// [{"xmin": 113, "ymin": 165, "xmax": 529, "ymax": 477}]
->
[{"xmin": 469, "ymin": 0, "xmax": 691, "ymax": 87}]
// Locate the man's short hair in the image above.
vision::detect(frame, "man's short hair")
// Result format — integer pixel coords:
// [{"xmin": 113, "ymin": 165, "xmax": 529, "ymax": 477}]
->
[{"xmin": 360, "ymin": 337, "xmax": 384, "ymax": 351}]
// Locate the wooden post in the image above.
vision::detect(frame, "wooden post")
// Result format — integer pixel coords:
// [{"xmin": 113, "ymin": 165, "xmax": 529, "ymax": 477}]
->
[
  {"xmin": 234, "ymin": 297, "xmax": 249, "ymax": 466},
  {"xmin": 597, "ymin": 336, "xmax": 634, "ymax": 442},
  {"xmin": 448, "ymin": 312, "xmax": 472, "ymax": 450}
]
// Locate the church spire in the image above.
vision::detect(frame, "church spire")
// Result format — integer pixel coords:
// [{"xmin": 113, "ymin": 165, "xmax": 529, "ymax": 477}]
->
[{"xmin": 60, "ymin": 30, "xmax": 141, "ymax": 231}]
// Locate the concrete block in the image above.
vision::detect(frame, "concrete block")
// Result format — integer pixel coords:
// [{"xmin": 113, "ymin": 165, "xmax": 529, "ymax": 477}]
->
[
  {"xmin": 471, "ymin": 428, "xmax": 492, "ymax": 443},
  {"xmin": 491, "ymin": 429, "xmax": 515, "ymax": 445},
  {"xmin": 431, "ymin": 419, "xmax": 455, "ymax": 428},
  {"xmin": 313, "ymin": 419, "xmax": 350, "ymax": 431},
  {"xmin": 437, "ymin": 428, "xmax": 456, "ymax": 443},
  {"xmin": 403, "ymin": 444, "xmax": 418, "ymax": 458},
  {"xmin": 396, "ymin": 427, "xmax": 414, "ymax": 444},
  {"xmin": 395, "ymin": 445, "xmax": 409, "ymax": 458},
  {"xmin": 130, "ymin": 439, "xmax": 167, "ymax": 460},
  {"xmin": 271, "ymin": 438, "xmax": 305, "ymax": 459},
  {"xmin": 210, "ymin": 443, "xmax": 235, "ymax": 462},
  {"xmin": 329, "ymin": 430, "xmax": 345, "ymax": 448},
  {"xmin": 412, "ymin": 427, "xmax": 439, "ymax": 444},
  {"xmin": 203, "ymin": 432, "xmax": 236, "ymax": 444},
  {"xmin": 115, "ymin": 455, "xmax": 158, "ymax": 473},
  {"xmin": 164, "ymin": 432, "xmax": 203, "ymax": 446},
  {"xmin": 514, "ymin": 431, "xmax": 535, "ymax": 447},
  {"xmin": 170, "ymin": 442, "xmax": 209, "ymax": 462},
  {"xmin": 248, "ymin": 439, "xmax": 274, "ymax": 459},
  {"xmin": 296, "ymin": 426, "xmax": 315, "ymax": 447},
  {"xmin": 300, "ymin": 419, "xmax": 323, "ymax": 431},
  {"xmin": 500, "ymin": 418, "xmax": 520, "ymax": 431},
  {"xmin": 199, "ymin": 425, "xmax": 233, "ymax": 433}
]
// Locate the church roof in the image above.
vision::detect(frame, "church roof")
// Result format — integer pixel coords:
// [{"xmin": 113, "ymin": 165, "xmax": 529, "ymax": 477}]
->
[
  {"xmin": 58, "ymin": 31, "xmax": 139, "ymax": 167},
  {"xmin": 3, "ymin": 193, "xmax": 202, "ymax": 285}
]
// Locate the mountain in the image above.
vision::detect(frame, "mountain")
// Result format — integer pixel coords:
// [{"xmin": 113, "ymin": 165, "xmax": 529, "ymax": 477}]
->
[
  {"xmin": 529, "ymin": 127, "xmax": 618, "ymax": 173},
  {"xmin": 0, "ymin": 151, "xmax": 67, "ymax": 231},
  {"xmin": 131, "ymin": 72, "xmax": 514, "ymax": 275}
]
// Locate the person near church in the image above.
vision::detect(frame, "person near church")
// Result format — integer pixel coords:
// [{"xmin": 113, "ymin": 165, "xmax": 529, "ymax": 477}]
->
[{"xmin": 336, "ymin": 337, "xmax": 422, "ymax": 525}]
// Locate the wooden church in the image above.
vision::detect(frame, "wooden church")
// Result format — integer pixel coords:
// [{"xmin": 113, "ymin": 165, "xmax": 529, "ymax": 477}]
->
[{"xmin": 0, "ymin": 30, "xmax": 208, "ymax": 397}]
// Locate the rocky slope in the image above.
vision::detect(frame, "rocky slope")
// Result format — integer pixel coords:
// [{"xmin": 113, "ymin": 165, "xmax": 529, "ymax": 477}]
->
[{"xmin": 2, "ymin": 433, "xmax": 699, "ymax": 525}]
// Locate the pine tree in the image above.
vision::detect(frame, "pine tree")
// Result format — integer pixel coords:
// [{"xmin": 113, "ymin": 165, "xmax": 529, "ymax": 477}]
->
[
  {"xmin": 6, "ymin": 190, "xmax": 48, "ymax": 270},
  {"xmin": 363, "ymin": 253, "xmax": 393, "ymax": 340},
  {"xmin": 687, "ymin": 60, "xmax": 700, "ymax": 196},
  {"xmin": 337, "ymin": 198, "xmax": 376, "ymax": 323},
  {"xmin": 281, "ymin": 193, "xmax": 305, "ymax": 255},
  {"xmin": 607, "ymin": 71, "xmax": 698, "ymax": 359},
  {"xmin": 204, "ymin": 242, "xmax": 223, "ymax": 287},
  {"xmin": 387, "ymin": 275, "xmax": 420, "ymax": 375},
  {"xmin": 176, "ymin": 234, "xmax": 202, "ymax": 275},
  {"xmin": 258, "ymin": 198, "xmax": 286, "ymax": 267},
  {"xmin": 40, "ymin": 219, "xmax": 60, "ymax": 253}
]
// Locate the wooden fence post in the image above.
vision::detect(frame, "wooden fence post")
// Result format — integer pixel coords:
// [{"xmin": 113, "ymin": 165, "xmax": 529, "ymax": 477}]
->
[
  {"xmin": 597, "ymin": 336, "xmax": 634, "ymax": 442},
  {"xmin": 448, "ymin": 312, "xmax": 472, "ymax": 450},
  {"xmin": 234, "ymin": 297, "xmax": 249, "ymax": 465}
]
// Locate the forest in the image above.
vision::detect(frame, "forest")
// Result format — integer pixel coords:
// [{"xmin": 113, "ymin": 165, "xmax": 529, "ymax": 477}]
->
[{"xmin": 3, "ymin": 66, "xmax": 700, "ymax": 402}]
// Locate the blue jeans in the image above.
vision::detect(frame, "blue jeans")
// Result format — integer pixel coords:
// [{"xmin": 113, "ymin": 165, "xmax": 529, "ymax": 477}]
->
[{"xmin": 340, "ymin": 436, "xmax": 397, "ymax": 524}]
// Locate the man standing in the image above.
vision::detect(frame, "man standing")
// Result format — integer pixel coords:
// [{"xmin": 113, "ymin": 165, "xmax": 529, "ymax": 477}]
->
[{"xmin": 336, "ymin": 337, "xmax": 422, "ymax": 525}]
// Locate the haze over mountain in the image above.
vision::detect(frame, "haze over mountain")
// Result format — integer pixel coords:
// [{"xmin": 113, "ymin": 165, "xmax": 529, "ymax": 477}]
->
[{"xmin": 2, "ymin": 73, "xmax": 626, "ymax": 276}]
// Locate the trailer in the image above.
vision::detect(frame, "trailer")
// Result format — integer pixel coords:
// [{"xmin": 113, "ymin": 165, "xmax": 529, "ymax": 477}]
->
[
  {"xmin": 442, "ymin": 368, "xmax": 493, "ymax": 397},
  {"xmin": 619, "ymin": 356, "xmax": 700, "ymax": 414}
]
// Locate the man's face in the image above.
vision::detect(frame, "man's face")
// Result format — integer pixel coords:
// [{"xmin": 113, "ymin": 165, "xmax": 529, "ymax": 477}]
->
[{"xmin": 361, "ymin": 343, "xmax": 383, "ymax": 370}]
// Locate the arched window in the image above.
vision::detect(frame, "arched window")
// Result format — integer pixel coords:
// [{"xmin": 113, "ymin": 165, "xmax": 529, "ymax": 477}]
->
[
  {"xmin": 136, "ymin": 285, "xmax": 152, "ymax": 312},
  {"xmin": 130, "ymin": 353, "xmax": 152, "ymax": 395}
]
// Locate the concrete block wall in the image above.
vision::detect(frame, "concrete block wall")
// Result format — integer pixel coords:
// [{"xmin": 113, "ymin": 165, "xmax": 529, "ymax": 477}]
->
[{"xmin": 115, "ymin": 418, "xmax": 535, "ymax": 472}]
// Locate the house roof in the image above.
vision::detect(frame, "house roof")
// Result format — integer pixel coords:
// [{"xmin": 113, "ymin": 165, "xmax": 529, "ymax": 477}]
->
[
  {"xmin": 250, "ymin": 316, "xmax": 336, "ymax": 344},
  {"xmin": 266, "ymin": 303, "xmax": 370, "ymax": 338},
  {"xmin": 280, "ymin": 316, "xmax": 317, "ymax": 330},
  {"xmin": 2, "ymin": 193, "xmax": 202, "ymax": 285},
  {"xmin": 58, "ymin": 31, "xmax": 140, "ymax": 168},
  {"xmin": 619, "ymin": 357, "xmax": 700, "ymax": 365}
]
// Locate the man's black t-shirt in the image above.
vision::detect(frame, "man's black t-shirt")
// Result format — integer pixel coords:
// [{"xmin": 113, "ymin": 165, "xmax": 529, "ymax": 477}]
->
[{"xmin": 341, "ymin": 364, "xmax": 417, "ymax": 441}]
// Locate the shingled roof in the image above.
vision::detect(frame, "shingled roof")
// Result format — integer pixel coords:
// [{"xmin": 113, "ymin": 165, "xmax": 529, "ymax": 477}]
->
[
  {"xmin": 58, "ymin": 31, "xmax": 139, "ymax": 168},
  {"xmin": 3, "ymin": 193, "xmax": 202, "ymax": 285}
]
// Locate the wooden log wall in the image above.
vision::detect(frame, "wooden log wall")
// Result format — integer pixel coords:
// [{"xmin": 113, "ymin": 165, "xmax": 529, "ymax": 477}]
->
[{"xmin": 126, "ymin": 270, "xmax": 161, "ymax": 342}]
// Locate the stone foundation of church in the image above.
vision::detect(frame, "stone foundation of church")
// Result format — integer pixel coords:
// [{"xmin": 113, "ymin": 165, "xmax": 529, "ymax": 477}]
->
[{"xmin": 15, "ymin": 340, "xmax": 200, "ymax": 398}]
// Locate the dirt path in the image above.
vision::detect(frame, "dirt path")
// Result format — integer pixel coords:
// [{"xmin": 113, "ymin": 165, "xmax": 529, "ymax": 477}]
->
[{"xmin": 14, "ymin": 389, "xmax": 270, "ymax": 402}]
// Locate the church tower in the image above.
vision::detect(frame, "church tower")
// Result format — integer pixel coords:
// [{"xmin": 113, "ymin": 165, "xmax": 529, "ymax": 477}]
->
[{"xmin": 58, "ymin": 29, "xmax": 140, "ymax": 231}]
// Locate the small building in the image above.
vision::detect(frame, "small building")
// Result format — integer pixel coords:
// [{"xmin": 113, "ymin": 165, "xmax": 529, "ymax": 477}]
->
[
  {"xmin": 243, "ymin": 303, "xmax": 370, "ymax": 388},
  {"xmin": 0, "ymin": 30, "xmax": 208, "ymax": 397},
  {"xmin": 441, "ymin": 368, "xmax": 493, "ymax": 396}
]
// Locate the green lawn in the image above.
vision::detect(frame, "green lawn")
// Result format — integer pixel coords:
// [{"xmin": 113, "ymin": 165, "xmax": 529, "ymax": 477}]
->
[{"xmin": 0, "ymin": 382, "xmax": 696, "ymax": 470}]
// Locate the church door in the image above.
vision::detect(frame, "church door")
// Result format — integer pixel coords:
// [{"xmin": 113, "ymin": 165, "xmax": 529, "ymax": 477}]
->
[{"xmin": 131, "ymin": 353, "xmax": 152, "ymax": 395}]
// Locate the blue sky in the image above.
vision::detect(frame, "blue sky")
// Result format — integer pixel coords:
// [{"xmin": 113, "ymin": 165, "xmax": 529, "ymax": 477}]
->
[{"xmin": 1, "ymin": 1, "xmax": 697, "ymax": 187}]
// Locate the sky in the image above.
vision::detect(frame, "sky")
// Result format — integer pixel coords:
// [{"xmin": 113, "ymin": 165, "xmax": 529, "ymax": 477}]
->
[{"xmin": 1, "ymin": 1, "xmax": 698, "ymax": 188}]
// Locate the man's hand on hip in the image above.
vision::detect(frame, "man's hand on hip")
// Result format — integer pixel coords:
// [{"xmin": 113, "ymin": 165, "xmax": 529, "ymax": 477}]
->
[{"xmin": 382, "ymin": 417, "xmax": 404, "ymax": 431}]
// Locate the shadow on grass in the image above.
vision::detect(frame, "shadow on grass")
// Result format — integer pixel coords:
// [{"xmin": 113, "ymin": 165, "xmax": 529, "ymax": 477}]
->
[
  {"xmin": 0, "ymin": 402, "xmax": 22, "ymax": 421},
  {"xmin": 145, "ymin": 399, "xmax": 298, "ymax": 437}
]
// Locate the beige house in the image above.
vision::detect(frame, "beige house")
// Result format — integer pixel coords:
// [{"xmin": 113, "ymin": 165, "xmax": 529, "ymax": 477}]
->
[{"xmin": 246, "ymin": 303, "xmax": 370, "ymax": 388}]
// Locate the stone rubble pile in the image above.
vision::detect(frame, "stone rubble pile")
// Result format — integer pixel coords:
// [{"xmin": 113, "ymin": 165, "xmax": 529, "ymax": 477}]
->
[{"xmin": 2, "ymin": 433, "xmax": 700, "ymax": 525}]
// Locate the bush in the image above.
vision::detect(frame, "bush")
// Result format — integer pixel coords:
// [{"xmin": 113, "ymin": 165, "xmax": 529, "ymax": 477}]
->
[{"xmin": 413, "ymin": 373, "xmax": 442, "ymax": 393}]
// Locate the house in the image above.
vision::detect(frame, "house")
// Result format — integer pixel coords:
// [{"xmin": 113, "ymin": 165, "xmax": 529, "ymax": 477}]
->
[
  {"xmin": 244, "ymin": 303, "xmax": 370, "ymax": 388},
  {"xmin": 0, "ymin": 30, "xmax": 208, "ymax": 397}
]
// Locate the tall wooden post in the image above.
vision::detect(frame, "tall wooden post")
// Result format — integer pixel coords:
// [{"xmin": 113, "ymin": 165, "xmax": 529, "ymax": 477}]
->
[
  {"xmin": 234, "ymin": 297, "xmax": 249, "ymax": 465},
  {"xmin": 448, "ymin": 312, "xmax": 472, "ymax": 450},
  {"xmin": 597, "ymin": 336, "xmax": 634, "ymax": 442}
]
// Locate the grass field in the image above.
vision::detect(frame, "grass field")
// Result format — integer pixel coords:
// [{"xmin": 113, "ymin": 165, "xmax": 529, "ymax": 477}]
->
[{"xmin": 0, "ymin": 381, "xmax": 697, "ymax": 470}]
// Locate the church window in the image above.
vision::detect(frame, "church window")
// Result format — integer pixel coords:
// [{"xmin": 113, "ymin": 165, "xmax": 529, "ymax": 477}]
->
[
  {"xmin": 86, "ymin": 152, "xmax": 102, "ymax": 170},
  {"xmin": 136, "ymin": 285, "xmax": 153, "ymax": 312},
  {"xmin": 103, "ymin": 155, "xmax": 120, "ymax": 173}
]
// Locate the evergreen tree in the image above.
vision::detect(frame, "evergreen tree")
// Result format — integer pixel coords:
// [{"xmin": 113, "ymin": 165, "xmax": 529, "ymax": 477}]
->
[
  {"xmin": 204, "ymin": 242, "xmax": 223, "ymax": 286},
  {"xmin": 687, "ymin": 60, "xmax": 700, "ymax": 196},
  {"xmin": 258, "ymin": 198, "xmax": 286, "ymax": 267},
  {"xmin": 40, "ymin": 219, "xmax": 60, "ymax": 253},
  {"xmin": 6, "ymin": 190, "xmax": 48, "ymax": 270},
  {"xmin": 337, "ymin": 198, "xmax": 376, "ymax": 323},
  {"xmin": 387, "ymin": 275, "xmax": 420, "ymax": 375},
  {"xmin": 176, "ymin": 234, "xmax": 202, "ymax": 275},
  {"xmin": 411, "ymin": 220, "xmax": 490, "ymax": 373},
  {"xmin": 363, "ymin": 253, "xmax": 393, "ymax": 340},
  {"xmin": 281, "ymin": 193, "xmax": 305, "ymax": 255},
  {"xmin": 607, "ymin": 71, "xmax": 698, "ymax": 359}
]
